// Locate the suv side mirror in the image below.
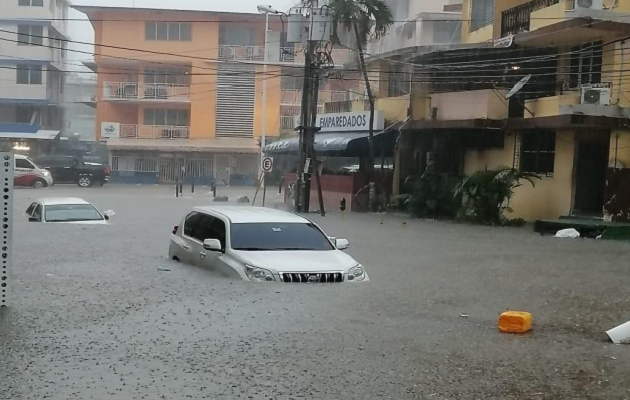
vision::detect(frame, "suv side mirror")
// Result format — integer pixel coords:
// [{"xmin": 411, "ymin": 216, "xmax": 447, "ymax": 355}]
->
[
  {"xmin": 203, "ymin": 239, "xmax": 223, "ymax": 252},
  {"xmin": 29, "ymin": 216, "xmax": 39, "ymax": 222},
  {"xmin": 335, "ymin": 238, "xmax": 350, "ymax": 250}
]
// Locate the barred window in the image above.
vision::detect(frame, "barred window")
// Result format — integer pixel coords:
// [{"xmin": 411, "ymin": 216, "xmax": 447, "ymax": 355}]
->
[{"xmin": 520, "ymin": 131, "xmax": 556, "ymax": 176}]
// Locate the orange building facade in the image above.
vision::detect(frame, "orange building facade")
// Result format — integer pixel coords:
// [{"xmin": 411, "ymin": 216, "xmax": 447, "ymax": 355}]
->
[{"xmin": 74, "ymin": 6, "xmax": 285, "ymax": 185}]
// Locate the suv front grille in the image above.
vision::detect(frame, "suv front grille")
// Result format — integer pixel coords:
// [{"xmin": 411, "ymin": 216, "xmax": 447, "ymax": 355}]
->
[{"xmin": 280, "ymin": 272, "xmax": 344, "ymax": 283}]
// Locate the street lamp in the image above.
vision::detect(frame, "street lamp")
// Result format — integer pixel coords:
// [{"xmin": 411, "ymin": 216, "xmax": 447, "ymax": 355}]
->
[{"xmin": 257, "ymin": 4, "xmax": 281, "ymax": 186}]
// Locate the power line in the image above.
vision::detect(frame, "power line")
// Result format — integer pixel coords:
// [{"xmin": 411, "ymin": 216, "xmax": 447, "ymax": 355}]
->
[
  {"xmin": 3, "ymin": 19, "xmax": 626, "ymax": 74},
  {"xmin": 13, "ymin": 15, "xmax": 630, "ymax": 23},
  {"xmin": 4, "ymin": 24, "xmax": 628, "ymax": 78}
]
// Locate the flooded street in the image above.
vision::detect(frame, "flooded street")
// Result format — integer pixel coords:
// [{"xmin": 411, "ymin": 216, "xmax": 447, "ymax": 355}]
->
[{"xmin": 1, "ymin": 185, "xmax": 629, "ymax": 400}]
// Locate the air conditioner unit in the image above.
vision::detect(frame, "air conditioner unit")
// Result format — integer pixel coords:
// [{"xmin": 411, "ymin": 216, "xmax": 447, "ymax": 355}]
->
[
  {"xmin": 581, "ymin": 87, "xmax": 611, "ymax": 105},
  {"xmin": 573, "ymin": 0, "xmax": 603, "ymax": 10}
]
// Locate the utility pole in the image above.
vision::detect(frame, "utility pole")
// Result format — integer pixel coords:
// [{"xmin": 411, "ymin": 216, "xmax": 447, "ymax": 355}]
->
[
  {"xmin": 296, "ymin": 39, "xmax": 314, "ymax": 213},
  {"xmin": 296, "ymin": 0, "xmax": 327, "ymax": 215}
]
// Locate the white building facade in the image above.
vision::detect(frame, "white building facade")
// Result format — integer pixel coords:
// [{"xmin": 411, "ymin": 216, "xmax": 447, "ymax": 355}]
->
[
  {"xmin": 367, "ymin": 0, "xmax": 462, "ymax": 56},
  {"xmin": 0, "ymin": 0, "xmax": 69, "ymax": 130}
]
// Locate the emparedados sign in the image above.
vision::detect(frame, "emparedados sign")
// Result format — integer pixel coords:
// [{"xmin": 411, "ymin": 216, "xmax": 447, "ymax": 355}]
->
[{"xmin": 296, "ymin": 111, "xmax": 385, "ymax": 132}]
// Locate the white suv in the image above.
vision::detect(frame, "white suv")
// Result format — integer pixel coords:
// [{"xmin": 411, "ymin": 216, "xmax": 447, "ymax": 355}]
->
[{"xmin": 169, "ymin": 206, "xmax": 368, "ymax": 283}]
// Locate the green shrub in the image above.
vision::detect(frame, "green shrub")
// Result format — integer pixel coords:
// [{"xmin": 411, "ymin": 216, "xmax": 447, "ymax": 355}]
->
[
  {"xmin": 454, "ymin": 167, "xmax": 540, "ymax": 225},
  {"xmin": 393, "ymin": 169, "xmax": 460, "ymax": 219}
]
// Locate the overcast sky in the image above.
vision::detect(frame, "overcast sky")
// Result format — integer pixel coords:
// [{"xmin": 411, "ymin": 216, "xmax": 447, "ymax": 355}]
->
[{"xmin": 68, "ymin": 0, "xmax": 298, "ymax": 67}]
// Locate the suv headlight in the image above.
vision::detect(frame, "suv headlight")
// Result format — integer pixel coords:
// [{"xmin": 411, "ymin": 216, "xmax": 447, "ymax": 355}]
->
[
  {"xmin": 348, "ymin": 264, "xmax": 365, "ymax": 281},
  {"xmin": 245, "ymin": 265, "xmax": 276, "ymax": 282}
]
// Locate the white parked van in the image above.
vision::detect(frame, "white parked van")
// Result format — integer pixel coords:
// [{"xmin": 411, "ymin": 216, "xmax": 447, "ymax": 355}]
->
[{"xmin": 14, "ymin": 154, "xmax": 54, "ymax": 188}]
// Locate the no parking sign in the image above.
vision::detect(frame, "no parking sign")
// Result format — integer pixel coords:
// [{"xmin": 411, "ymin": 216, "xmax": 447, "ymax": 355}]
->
[{"xmin": 262, "ymin": 157, "xmax": 273, "ymax": 173}]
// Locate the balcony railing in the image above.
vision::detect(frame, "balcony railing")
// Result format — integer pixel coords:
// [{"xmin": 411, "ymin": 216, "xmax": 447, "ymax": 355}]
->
[
  {"xmin": 324, "ymin": 100, "xmax": 371, "ymax": 114},
  {"xmin": 279, "ymin": 47, "xmax": 304, "ymax": 64},
  {"xmin": 501, "ymin": 0, "xmax": 561, "ymax": 37},
  {"xmin": 119, "ymin": 124, "xmax": 189, "ymax": 139},
  {"xmin": 219, "ymin": 45, "xmax": 354, "ymax": 66},
  {"xmin": 280, "ymin": 116, "xmax": 296, "ymax": 130},
  {"xmin": 218, "ymin": 45, "xmax": 265, "ymax": 61},
  {"xmin": 281, "ymin": 90, "xmax": 349, "ymax": 105},
  {"xmin": 103, "ymin": 82, "xmax": 190, "ymax": 101}
]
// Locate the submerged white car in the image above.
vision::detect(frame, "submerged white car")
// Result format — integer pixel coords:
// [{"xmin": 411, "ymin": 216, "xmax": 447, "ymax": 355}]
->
[
  {"xmin": 169, "ymin": 206, "xmax": 367, "ymax": 283},
  {"xmin": 26, "ymin": 197, "xmax": 112, "ymax": 224}
]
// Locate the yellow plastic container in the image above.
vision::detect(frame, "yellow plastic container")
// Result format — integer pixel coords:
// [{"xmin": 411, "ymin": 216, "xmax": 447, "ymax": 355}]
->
[{"xmin": 498, "ymin": 311, "xmax": 532, "ymax": 333}]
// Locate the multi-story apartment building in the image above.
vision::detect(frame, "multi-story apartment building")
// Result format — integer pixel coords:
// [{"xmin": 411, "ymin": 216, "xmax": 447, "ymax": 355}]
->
[
  {"xmin": 362, "ymin": 0, "xmax": 630, "ymax": 221},
  {"xmin": 74, "ymin": 5, "xmax": 354, "ymax": 185},
  {"xmin": 0, "ymin": 0, "xmax": 69, "ymax": 131},
  {"xmin": 323, "ymin": 0, "xmax": 462, "ymax": 122},
  {"xmin": 367, "ymin": 0, "xmax": 462, "ymax": 56}
]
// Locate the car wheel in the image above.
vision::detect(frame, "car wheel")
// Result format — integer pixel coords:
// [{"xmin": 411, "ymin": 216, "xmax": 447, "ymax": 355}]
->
[
  {"xmin": 31, "ymin": 179, "xmax": 46, "ymax": 189},
  {"xmin": 77, "ymin": 175, "xmax": 92, "ymax": 188}
]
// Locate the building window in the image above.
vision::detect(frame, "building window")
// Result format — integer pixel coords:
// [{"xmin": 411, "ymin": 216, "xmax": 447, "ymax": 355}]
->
[
  {"xmin": 16, "ymin": 106, "xmax": 39, "ymax": 124},
  {"xmin": 387, "ymin": 64, "xmax": 411, "ymax": 98},
  {"xmin": 16, "ymin": 65, "xmax": 43, "ymax": 85},
  {"xmin": 145, "ymin": 22, "xmax": 192, "ymax": 41},
  {"xmin": 19, "ymin": 0, "xmax": 44, "ymax": 6},
  {"xmin": 470, "ymin": 0, "xmax": 494, "ymax": 32},
  {"xmin": 144, "ymin": 109, "xmax": 189, "ymax": 126},
  {"xmin": 520, "ymin": 131, "xmax": 556, "ymax": 177},
  {"xmin": 568, "ymin": 41, "xmax": 603, "ymax": 89},
  {"xmin": 144, "ymin": 68, "xmax": 188, "ymax": 85},
  {"xmin": 219, "ymin": 25, "xmax": 256, "ymax": 45},
  {"xmin": 17, "ymin": 25, "xmax": 44, "ymax": 46},
  {"xmin": 433, "ymin": 20, "xmax": 461, "ymax": 44}
]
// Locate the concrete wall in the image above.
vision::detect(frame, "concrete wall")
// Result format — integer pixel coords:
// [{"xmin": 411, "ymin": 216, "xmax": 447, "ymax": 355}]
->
[
  {"xmin": 0, "ymin": 64, "xmax": 48, "ymax": 100},
  {"xmin": 463, "ymin": 130, "xmax": 576, "ymax": 221},
  {"xmin": 511, "ymin": 130, "xmax": 576, "ymax": 221},
  {"xmin": 525, "ymin": 92, "xmax": 582, "ymax": 118},
  {"xmin": 610, "ymin": 130, "xmax": 630, "ymax": 168},
  {"xmin": 429, "ymin": 89, "xmax": 508, "ymax": 120},
  {"xmin": 375, "ymin": 95, "xmax": 410, "ymax": 122},
  {"xmin": 529, "ymin": 1, "xmax": 569, "ymax": 32},
  {"xmin": 0, "ymin": 24, "xmax": 55, "ymax": 62}
]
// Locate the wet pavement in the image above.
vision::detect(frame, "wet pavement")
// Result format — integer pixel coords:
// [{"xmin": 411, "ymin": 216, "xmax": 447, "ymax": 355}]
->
[{"xmin": 1, "ymin": 184, "xmax": 629, "ymax": 399}]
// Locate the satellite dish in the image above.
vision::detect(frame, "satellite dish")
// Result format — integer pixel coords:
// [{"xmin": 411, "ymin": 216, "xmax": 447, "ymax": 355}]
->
[{"xmin": 506, "ymin": 74, "xmax": 532, "ymax": 99}]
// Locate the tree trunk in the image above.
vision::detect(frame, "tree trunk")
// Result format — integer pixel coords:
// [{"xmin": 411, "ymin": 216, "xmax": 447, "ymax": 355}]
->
[{"xmin": 354, "ymin": 23, "xmax": 376, "ymax": 212}]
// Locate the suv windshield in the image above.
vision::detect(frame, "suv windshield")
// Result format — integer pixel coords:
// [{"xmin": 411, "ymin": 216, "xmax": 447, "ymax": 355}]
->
[
  {"xmin": 231, "ymin": 223, "xmax": 334, "ymax": 251},
  {"xmin": 45, "ymin": 204, "xmax": 103, "ymax": 222}
]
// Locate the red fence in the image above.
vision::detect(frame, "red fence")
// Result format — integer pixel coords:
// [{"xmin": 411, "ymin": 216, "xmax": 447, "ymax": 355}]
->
[{"xmin": 283, "ymin": 170, "xmax": 393, "ymax": 212}]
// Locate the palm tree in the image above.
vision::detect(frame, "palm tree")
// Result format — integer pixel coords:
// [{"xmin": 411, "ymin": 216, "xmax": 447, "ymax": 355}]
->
[{"xmin": 326, "ymin": 0, "xmax": 393, "ymax": 210}]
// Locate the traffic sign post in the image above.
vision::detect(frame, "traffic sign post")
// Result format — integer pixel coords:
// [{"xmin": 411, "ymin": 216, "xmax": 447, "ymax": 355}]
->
[
  {"xmin": 262, "ymin": 157, "xmax": 273, "ymax": 173},
  {"xmin": 1, "ymin": 153, "xmax": 14, "ymax": 307},
  {"xmin": 261, "ymin": 157, "xmax": 273, "ymax": 207}
]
